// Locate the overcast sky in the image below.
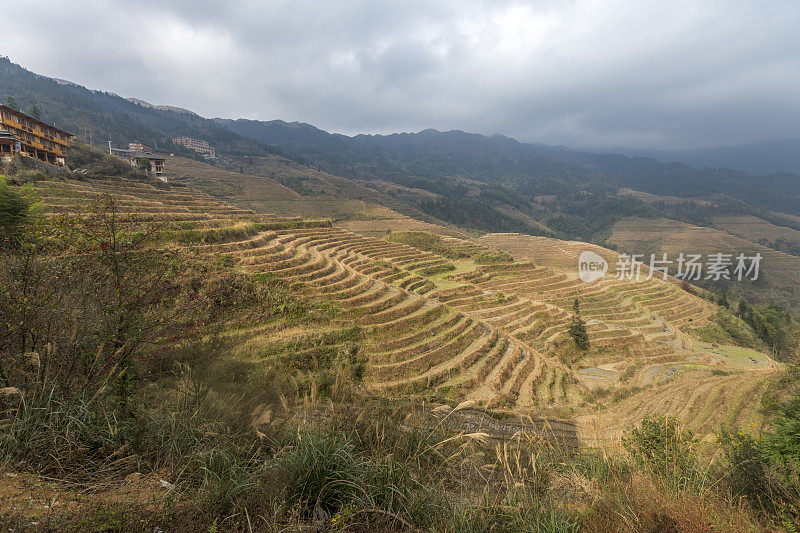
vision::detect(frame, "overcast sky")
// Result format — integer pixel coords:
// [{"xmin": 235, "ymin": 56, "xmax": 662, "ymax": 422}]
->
[{"xmin": 1, "ymin": 0, "xmax": 799, "ymax": 150}]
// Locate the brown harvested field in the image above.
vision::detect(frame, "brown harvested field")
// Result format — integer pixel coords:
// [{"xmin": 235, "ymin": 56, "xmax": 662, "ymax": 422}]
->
[
  {"xmin": 478, "ymin": 233, "xmax": 618, "ymax": 272},
  {"xmin": 165, "ymin": 155, "xmax": 411, "ymax": 221},
  {"xmin": 225, "ymin": 155, "xmax": 445, "ymax": 223},
  {"xmin": 367, "ymin": 180, "xmax": 442, "ymax": 200},
  {"xmin": 495, "ymin": 204, "xmax": 552, "ymax": 233},
  {"xmin": 578, "ymin": 368, "xmax": 779, "ymax": 451},
  {"xmin": 713, "ymin": 214, "xmax": 800, "ymax": 244},
  {"xmin": 164, "ymin": 155, "xmax": 301, "ymax": 199},
  {"xmin": 772, "ymin": 211, "xmax": 800, "ymax": 225},
  {"xmin": 165, "ymin": 155, "xmax": 449, "ymax": 224},
  {"xmin": 247, "ymin": 198, "xmax": 402, "ymax": 221},
  {"xmin": 608, "ymin": 217, "xmax": 800, "ymax": 312},
  {"xmin": 618, "ymin": 187, "xmax": 713, "ymax": 206},
  {"xmin": 227, "ymin": 155, "xmax": 410, "ymax": 203}
]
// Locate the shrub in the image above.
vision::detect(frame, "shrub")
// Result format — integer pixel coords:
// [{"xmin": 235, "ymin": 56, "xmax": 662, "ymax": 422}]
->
[
  {"xmin": 474, "ymin": 250, "xmax": 513, "ymax": 264},
  {"xmin": 272, "ymin": 431, "xmax": 421, "ymax": 527},
  {"xmin": 0, "ymin": 177, "xmax": 33, "ymax": 249},
  {"xmin": 717, "ymin": 428, "xmax": 776, "ymax": 513},
  {"xmin": 386, "ymin": 230, "xmax": 467, "ymax": 260},
  {"xmin": 0, "ymin": 385, "xmax": 131, "ymax": 478},
  {"xmin": 65, "ymin": 142, "xmax": 151, "ymax": 181},
  {"xmin": 763, "ymin": 396, "xmax": 800, "ymax": 476},
  {"xmin": 693, "ymin": 308, "xmax": 759, "ymax": 348},
  {"xmin": 623, "ymin": 415, "xmax": 698, "ymax": 491}
]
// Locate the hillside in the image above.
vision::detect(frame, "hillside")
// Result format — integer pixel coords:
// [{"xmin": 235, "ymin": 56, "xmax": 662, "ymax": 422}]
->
[
  {"xmin": 4, "ymin": 3, "xmax": 800, "ymax": 525},
  {"xmin": 3, "ymin": 170, "xmax": 798, "ymax": 530},
  {"xmin": 218, "ymin": 117, "xmax": 800, "ymax": 216},
  {"xmin": 0, "ymin": 57, "xmax": 283, "ymax": 158},
  {"xmin": 163, "ymin": 154, "xmax": 455, "ymax": 227},
  {"xmin": 163, "ymin": 155, "xmax": 302, "ymax": 201},
  {"xmin": 4, "ymin": 55, "xmax": 800, "ymax": 224},
  {"xmin": 12, "ymin": 56, "xmax": 799, "ymax": 248},
  {"xmin": 21, "ymin": 177, "xmax": 781, "ymax": 442},
  {"xmin": 620, "ymin": 139, "xmax": 800, "ymax": 175},
  {"xmin": 608, "ymin": 217, "xmax": 800, "ymax": 314},
  {"xmin": 712, "ymin": 214, "xmax": 800, "ymax": 252}
]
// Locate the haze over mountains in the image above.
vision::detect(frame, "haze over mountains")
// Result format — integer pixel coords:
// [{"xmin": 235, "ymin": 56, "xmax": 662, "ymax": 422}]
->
[{"xmin": 617, "ymin": 140, "xmax": 800, "ymax": 175}]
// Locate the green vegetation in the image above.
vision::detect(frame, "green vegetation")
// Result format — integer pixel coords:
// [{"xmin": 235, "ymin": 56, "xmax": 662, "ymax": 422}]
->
[
  {"xmin": 6, "ymin": 54, "xmax": 800, "ymax": 530},
  {"xmin": 0, "ymin": 177, "xmax": 35, "ymax": 249},
  {"xmin": 387, "ymin": 230, "xmax": 468, "ymax": 259},
  {"xmin": 568, "ymin": 299, "xmax": 590, "ymax": 351},
  {"xmin": 5, "ymin": 95, "xmax": 19, "ymax": 111},
  {"xmin": 26, "ymin": 104, "xmax": 40, "ymax": 120},
  {"xmin": 474, "ymin": 250, "xmax": 513, "ymax": 264},
  {"xmin": 759, "ymin": 237, "xmax": 800, "ymax": 257},
  {"xmin": 66, "ymin": 142, "xmax": 152, "ymax": 181},
  {"xmin": 623, "ymin": 416, "xmax": 699, "ymax": 492},
  {"xmin": 697, "ymin": 291, "xmax": 800, "ymax": 362},
  {"xmin": 1, "ymin": 58, "xmax": 286, "ymax": 161},
  {"xmin": 737, "ymin": 299, "xmax": 800, "ymax": 361},
  {"xmin": 135, "ymin": 156, "xmax": 152, "ymax": 172},
  {"xmin": 387, "ymin": 231, "xmax": 513, "ymax": 267},
  {"xmin": 694, "ymin": 308, "xmax": 762, "ymax": 348}
]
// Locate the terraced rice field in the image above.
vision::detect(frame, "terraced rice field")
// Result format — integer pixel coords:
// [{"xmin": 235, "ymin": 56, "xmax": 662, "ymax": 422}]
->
[
  {"xmin": 712, "ymin": 214, "xmax": 800, "ymax": 245},
  {"xmin": 30, "ymin": 178, "xmax": 781, "ymax": 444},
  {"xmin": 608, "ymin": 216, "xmax": 800, "ymax": 313}
]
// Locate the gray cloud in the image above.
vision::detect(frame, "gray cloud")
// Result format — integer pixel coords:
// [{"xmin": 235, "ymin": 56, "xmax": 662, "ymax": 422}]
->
[{"xmin": 1, "ymin": 0, "xmax": 799, "ymax": 149}]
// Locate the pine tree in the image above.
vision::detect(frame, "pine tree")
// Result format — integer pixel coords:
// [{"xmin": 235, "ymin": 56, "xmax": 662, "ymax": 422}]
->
[
  {"xmin": 569, "ymin": 298, "xmax": 590, "ymax": 350},
  {"xmin": 5, "ymin": 96, "xmax": 20, "ymax": 111},
  {"xmin": 718, "ymin": 291, "xmax": 730, "ymax": 308},
  {"xmin": 27, "ymin": 105, "xmax": 41, "ymax": 120}
]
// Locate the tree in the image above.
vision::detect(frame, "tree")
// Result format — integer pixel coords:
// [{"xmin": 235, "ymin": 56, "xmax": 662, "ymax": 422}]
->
[
  {"xmin": 5, "ymin": 96, "xmax": 20, "ymax": 111},
  {"xmin": 568, "ymin": 298, "xmax": 590, "ymax": 350},
  {"xmin": 27, "ymin": 105, "xmax": 41, "ymax": 120},
  {"xmin": 136, "ymin": 157, "xmax": 151, "ymax": 173},
  {"xmin": 718, "ymin": 291, "xmax": 730, "ymax": 308}
]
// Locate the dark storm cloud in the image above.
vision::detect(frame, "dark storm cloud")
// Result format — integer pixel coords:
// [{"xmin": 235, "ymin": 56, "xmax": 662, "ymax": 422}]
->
[{"xmin": 2, "ymin": 0, "xmax": 799, "ymax": 149}]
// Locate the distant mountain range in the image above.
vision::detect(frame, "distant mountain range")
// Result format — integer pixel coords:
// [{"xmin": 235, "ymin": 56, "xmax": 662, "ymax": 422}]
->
[
  {"xmin": 216, "ymin": 117, "xmax": 800, "ymax": 216},
  {"xmin": 3, "ymin": 55, "xmax": 798, "ymax": 210},
  {"xmin": 615, "ymin": 140, "xmax": 800, "ymax": 175}
]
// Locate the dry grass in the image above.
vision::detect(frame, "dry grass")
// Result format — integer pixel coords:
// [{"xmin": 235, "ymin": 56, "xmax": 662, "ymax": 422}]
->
[
  {"xmin": 164, "ymin": 155, "xmax": 301, "ymax": 200},
  {"xmin": 713, "ymin": 214, "xmax": 800, "ymax": 244}
]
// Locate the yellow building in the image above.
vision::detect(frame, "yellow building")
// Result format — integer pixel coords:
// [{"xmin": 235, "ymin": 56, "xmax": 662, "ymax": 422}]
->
[
  {"xmin": 173, "ymin": 136, "xmax": 215, "ymax": 158},
  {"xmin": 0, "ymin": 105, "xmax": 73, "ymax": 166}
]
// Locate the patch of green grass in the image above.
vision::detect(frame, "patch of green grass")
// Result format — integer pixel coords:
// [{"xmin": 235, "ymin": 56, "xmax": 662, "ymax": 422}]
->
[
  {"xmin": 426, "ymin": 259, "xmax": 479, "ymax": 289},
  {"xmin": 474, "ymin": 250, "xmax": 513, "ymax": 264},
  {"xmin": 387, "ymin": 230, "xmax": 468, "ymax": 260},
  {"xmin": 695, "ymin": 341, "xmax": 773, "ymax": 369}
]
